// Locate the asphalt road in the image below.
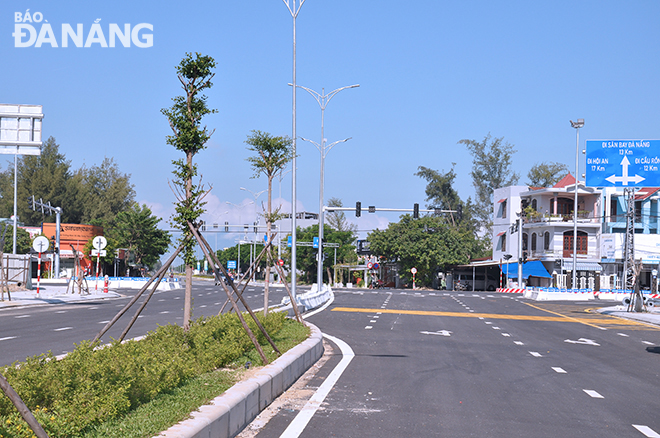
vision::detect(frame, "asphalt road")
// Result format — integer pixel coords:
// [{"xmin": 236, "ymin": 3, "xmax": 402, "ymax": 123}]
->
[
  {"xmin": 252, "ymin": 289, "xmax": 660, "ymax": 438},
  {"xmin": 0, "ymin": 280, "xmax": 301, "ymax": 366}
]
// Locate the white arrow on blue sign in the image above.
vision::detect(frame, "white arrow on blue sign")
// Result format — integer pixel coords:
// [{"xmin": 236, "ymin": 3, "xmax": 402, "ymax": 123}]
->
[
  {"xmin": 313, "ymin": 237, "xmax": 319, "ymax": 248},
  {"xmin": 586, "ymin": 140, "xmax": 660, "ymax": 187}
]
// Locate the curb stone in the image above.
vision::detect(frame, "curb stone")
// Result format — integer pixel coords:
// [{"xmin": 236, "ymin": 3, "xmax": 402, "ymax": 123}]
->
[{"xmin": 155, "ymin": 322, "xmax": 324, "ymax": 438}]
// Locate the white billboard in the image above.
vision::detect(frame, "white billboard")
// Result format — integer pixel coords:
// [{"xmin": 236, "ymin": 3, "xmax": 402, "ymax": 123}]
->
[{"xmin": 0, "ymin": 103, "xmax": 43, "ymax": 155}]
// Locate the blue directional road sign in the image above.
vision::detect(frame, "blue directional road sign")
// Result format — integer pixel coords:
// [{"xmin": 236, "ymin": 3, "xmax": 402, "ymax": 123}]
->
[
  {"xmin": 586, "ymin": 139, "xmax": 660, "ymax": 187},
  {"xmin": 313, "ymin": 236, "xmax": 319, "ymax": 248},
  {"xmin": 227, "ymin": 260, "xmax": 237, "ymax": 269}
]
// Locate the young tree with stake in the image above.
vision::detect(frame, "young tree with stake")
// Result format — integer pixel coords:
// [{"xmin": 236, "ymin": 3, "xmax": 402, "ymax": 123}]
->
[{"xmin": 161, "ymin": 52, "xmax": 216, "ymax": 330}]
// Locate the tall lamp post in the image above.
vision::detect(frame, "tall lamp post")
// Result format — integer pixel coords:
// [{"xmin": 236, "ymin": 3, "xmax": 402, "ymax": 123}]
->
[
  {"xmin": 570, "ymin": 118, "xmax": 584, "ymax": 289},
  {"xmin": 281, "ymin": 0, "xmax": 306, "ymax": 302},
  {"xmin": 296, "ymin": 84, "xmax": 359, "ymax": 289}
]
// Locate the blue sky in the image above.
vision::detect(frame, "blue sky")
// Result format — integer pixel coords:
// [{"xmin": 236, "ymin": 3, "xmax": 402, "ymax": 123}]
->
[{"xmin": 3, "ymin": 1, "xmax": 660, "ymax": 259}]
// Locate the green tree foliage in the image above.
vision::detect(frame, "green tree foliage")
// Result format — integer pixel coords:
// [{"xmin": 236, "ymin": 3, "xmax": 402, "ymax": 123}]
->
[
  {"xmin": 109, "ymin": 203, "xmax": 171, "ymax": 269},
  {"xmin": 162, "ymin": 52, "xmax": 217, "ymax": 330},
  {"xmin": 326, "ymin": 197, "xmax": 357, "ymax": 233},
  {"xmin": 79, "ymin": 158, "xmax": 136, "ymax": 228},
  {"xmin": 459, "ymin": 134, "xmax": 519, "ymax": 225},
  {"xmin": 526, "ymin": 161, "xmax": 569, "ymax": 187},
  {"xmin": 0, "ymin": 138, "xmax": 135, "ymax": 228},
  {"xmin": 284, "ymin": 224, "xmax": 356, "ymax": 284},
  {"xmin": 368, "ymin": 215, "xmax": 480, "ymax": 287},
  {"xmin": 215, "ymin": 243, "xmax": 255, "ymax": 278},
  {"xmin": 244, "ymin": 130, "xmax": 292, "ymax": 314},
  {"xmin": 0, "ymin": 224, "xmax": 32, "ymax": 254}
]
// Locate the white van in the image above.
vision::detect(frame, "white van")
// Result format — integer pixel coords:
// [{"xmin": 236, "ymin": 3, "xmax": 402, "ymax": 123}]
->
[{"xmin": 449, "ymin": 271, "xmax": 498, "ymax": 291}]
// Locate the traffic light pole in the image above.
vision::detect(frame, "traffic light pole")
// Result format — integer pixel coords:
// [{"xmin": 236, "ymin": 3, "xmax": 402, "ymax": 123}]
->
[{"xmin": 328, "ymin": 204, "xmax": 455, "ymax": 217}]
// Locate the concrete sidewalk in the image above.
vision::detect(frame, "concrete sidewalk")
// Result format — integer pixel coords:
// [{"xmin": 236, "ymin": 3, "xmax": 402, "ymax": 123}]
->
[
  {"xmin": 597, "ymin": 304, "xmax": 660, "ymax": 326},
  {"xmin": 0, "ymin": 285, "xmax": 121, "ymax": 308}
]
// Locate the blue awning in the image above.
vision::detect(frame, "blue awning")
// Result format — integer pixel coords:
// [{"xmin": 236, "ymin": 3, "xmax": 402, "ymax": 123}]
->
[{"xmin": 501, "ymin": 261, "xmax": 552, "ymax": 279}]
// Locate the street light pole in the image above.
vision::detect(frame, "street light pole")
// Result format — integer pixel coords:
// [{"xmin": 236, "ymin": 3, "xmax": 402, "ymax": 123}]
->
[
  {"xmin": 570, "ymin": 118, "xmax": 584, "ymax": 289},
  {"xmin": 281, "ymin": 0, "xmax": 306, "ymax": 303},
  {"xmin": 296, "ymin": 83, "xmax": 359, "ymax": 290}
]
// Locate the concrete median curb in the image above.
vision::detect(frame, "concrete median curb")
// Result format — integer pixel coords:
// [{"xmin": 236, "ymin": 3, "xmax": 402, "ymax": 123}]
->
[{"xmin": 155, "ymin": 322, "xmax": 324, "ymax": 438}]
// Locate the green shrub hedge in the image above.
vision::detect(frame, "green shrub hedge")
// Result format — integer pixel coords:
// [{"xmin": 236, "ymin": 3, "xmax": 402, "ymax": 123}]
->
[{"xmin": 0, "ymin": 311, "xmax": 297, "ymax": 438}]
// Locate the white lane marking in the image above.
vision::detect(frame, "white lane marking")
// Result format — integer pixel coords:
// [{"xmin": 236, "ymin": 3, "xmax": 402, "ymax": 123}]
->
[
  {"xmin": 420, "ymin": 330, "xmax": 452, "ymax": 337},
  {"xmin": 15, "ymin": 315, "xmax": 30, "ymax": 318},
  {"xmin": 365, "ymin": 326, "xmax": 373, "ymax": 330},
  {"xmin": 492, "ymin": 327, "xmax": 501, "ymax": 330},
  {"xmin": 478, "ymin": 317, "xmax": 484, "ymax": 320},
  {"xmin": 484, "ymin": 321, "xmax": 492, "ymax": 325},
  {"xmin": 0, "ymin": 336, "xmax": 17, "ymax": 341},
  {"xmin": 618, "ymin": 333, "xmax": 630, "ymax": 337},
  {"xmin": 487, "ymin": 295, "xmax": 495, "ymax": 297},
  {"xmin": 200, "ymin": 305, "xmax": 207, "ymax": 308},
  {"xmin": 373, "ymin": 315, "xmax": 380, "ymax": 319},
  {"xmin": 370, "ymin": 320, "xmax": 377, "ymax": 323},
  {"xmin": 469, "ymin": 310, "xmax": 475, "ymax": 312},
  {"xmin": 565, "ymin": 338, "xmax": 600, "ymax": 346},
  {"xmin": 160, "ymin": 311, "xmax": 170, "ymax": 314},
  {"xmin": 98, "ymin": 320, "xmax": 111, "ymax": 324},
  {"xmin": 633, "ymin": 425, "xmax": 660, "ymax": 437},
  {"xmin": 583, "ymin": 389, "xmax": 604, "ymax": 398},
  {"xmin": 281, "ymin": 333, "xmax": 354, "ymax": 438},
  {"xmin": 643, "ymin": 341, "xmax": 655, "ymax": 345},
  {"xmin": 57, "ymin": 310, "xmax": 67, "ymax": 313},
  {"xmin": 54, "ymin": 327, "xmax": 73, "ymax": 331},
  {"xmin": 158, "ymin": 299, "xmax": 165, "ymax": 302},
  {"xmin": 552, "ymin": 367, "xmax": 567, "ymax": 373},
  {"xmin": 376, "ymin": 312, "xmax": 382, "ymax": 315},
  {"xmin": 529, "ymin": 351, "xmax": 542, "ymax": 357},
  {"xmin": 514, "ymin": 341, "xmax": 524, "ymax": 345},
  {"xmin": 501, "ymin": 333, "xmax": 511, "ymax": 337}
]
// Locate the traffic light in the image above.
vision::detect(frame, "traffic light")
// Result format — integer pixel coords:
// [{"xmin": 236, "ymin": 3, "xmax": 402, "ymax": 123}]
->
[
  {"xmin": 457, "ymin": 204, "xmax": 463, "ymax": 221},
  {"xmin": 200, "ymin": 220, "xmax": 206, "ymax": 231},
  {"xmin": 368, "ymin": 205, "xmax": 376, "ymax": 213},
  {"xmin": 413, "ymin": 203, "xmax": 419, "ymax": 219},
  {"xmin": 356, "ymin": 201, "xmax": 361, "ymax": 217},
  {"xmin": 224, "ymin": 221, "xmax": 229, "ymax": 232}
]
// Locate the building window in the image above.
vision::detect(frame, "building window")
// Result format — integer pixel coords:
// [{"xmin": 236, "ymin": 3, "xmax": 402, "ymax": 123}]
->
[
  {"xmin": 531, "ymin": 233, "xmax": 537, "ymax": 251},
  {"xmin": 531, "ymin": 199, "xmax": 537, "ymax": 211},
  {"xmin": 563, "ymin": 231, "xmax": 587, "ymax": 257},
  {"xmin": 501, "ymin": 200, "xmax": 507, "ymax": 218},
  {"xmin": 501, "ymin": 234, "xmax": 506, "ymax": 252},
  {"xmin": 522, "ymin": 233, "xmax": 528, "ymax": 251},
  {"xmin": 544, "ymin": 231, "xmax": 550, "ymax": 250}
]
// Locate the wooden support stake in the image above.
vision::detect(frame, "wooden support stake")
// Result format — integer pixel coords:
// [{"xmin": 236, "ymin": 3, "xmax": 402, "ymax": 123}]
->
[
  {"xmin": 189, "ymin": 222, "xmax": 280, "ymax": 359},
  {"xmin": 0, "ymin": 372, "xmax": 49, "ymax": 438},
  {"xmin": 92, "ymin": 241, "xmax": 186, "ymax": 344}
]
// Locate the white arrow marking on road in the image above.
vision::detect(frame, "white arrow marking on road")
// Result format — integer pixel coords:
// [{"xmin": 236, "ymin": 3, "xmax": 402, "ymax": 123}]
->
[
  {"xmin": 583, "ymin": 389, "xmax": 604, "ymax": 398},
  {"xmin": 633, "ymin": 425, "xmax": 660, "ymax": 437},
  {"xmin": 420, "ymin": 330, "xmax": 452, "ymax": 337},
  {"xmin": 564, "ymin": 338, "xmax": 600, "ymax": 346},
  {"xmin": 605, "ymin": 155, "xmax": 646, "ymax": 186}
]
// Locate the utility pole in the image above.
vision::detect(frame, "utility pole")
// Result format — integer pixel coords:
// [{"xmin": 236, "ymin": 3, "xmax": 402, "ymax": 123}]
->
[{"xmin": 28, "ymin": 196, "xmax": 62, "ymax": 279}]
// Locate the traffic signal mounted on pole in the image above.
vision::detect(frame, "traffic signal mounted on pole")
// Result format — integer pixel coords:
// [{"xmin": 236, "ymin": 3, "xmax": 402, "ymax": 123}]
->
[
  {"xmin": 413, "ymin": 203, "xmax": 419, "ymax": 219},
  {"xmin": 356, "ymin": 201, "xmax": 361, "ymax": 217},
  {"xmin": 224, "ymin": 221, "xmax": 229, "ymax": 232}
]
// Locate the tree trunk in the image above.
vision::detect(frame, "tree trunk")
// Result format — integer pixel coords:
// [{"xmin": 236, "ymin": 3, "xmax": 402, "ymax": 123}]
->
[
  {"xmin": 184, "ymin": 151, "xmax": 194, "ymax": 330},
  {"xmin": 264, "ymin": 176, "xmax": 273, "ymax": 316}
]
